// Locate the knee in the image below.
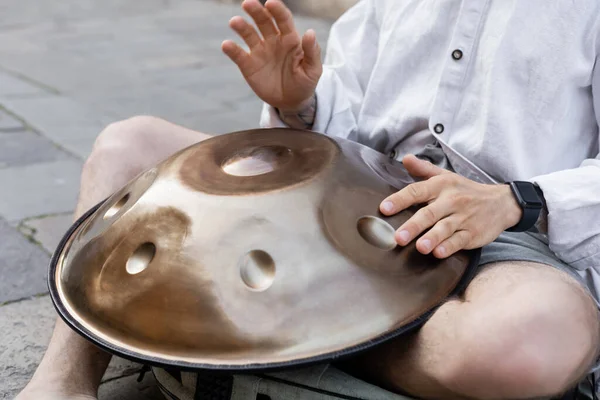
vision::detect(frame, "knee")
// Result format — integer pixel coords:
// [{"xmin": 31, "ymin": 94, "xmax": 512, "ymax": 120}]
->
[
  {"xmin": 84, "ymin": 116, "xmax": 161, "ymax": 177},
  {"xmin": 92, "ymin": 115, "xmax": 161, "ymax": 157},
  {"xmin": 440, "ymin": 286, "xmax": 598, "ymax": 397}
]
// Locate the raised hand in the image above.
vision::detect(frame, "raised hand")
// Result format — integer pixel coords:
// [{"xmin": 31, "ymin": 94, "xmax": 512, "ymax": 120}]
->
[{"xmin": 222, "ymin": 0, "xmax": 322, "ymax": 112}]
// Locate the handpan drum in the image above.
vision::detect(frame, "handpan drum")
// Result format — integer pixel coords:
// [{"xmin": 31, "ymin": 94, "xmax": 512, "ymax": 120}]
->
[{"xmin": 49, "ymin": 128, "xmax": 479, "ymax": 371}]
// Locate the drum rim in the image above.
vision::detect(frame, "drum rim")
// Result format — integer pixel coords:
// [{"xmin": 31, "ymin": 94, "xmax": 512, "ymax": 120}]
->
[{"xmin": 48, "ymin": 197, "xmax": 481, "ymax": 373}]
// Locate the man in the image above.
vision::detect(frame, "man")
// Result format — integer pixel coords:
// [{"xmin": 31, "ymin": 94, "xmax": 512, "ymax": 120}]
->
[{"xmin": 16, "ymin": 0, "xmax": 600, "ymax": 399}]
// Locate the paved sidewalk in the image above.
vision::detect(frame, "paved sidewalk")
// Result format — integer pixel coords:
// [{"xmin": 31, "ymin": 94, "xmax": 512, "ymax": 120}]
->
[{"xmin": 0, "ymin": 1, "xmax": 331, "ymax": 398}]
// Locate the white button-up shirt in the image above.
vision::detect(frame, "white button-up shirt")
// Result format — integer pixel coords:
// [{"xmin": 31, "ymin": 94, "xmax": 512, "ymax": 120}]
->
[{"xmin": 261, "ymin": 0, "xmax": 600, "ymax": 287}]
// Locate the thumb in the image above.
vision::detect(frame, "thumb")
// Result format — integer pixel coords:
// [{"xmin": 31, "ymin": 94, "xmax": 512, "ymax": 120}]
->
[
  {"xmin": 301, "ymin": 29, "xmax": 322, "ymax": 80},
  {"xmin": 402, "ymin": 154, "xmax": 448, "ymax": 180}
]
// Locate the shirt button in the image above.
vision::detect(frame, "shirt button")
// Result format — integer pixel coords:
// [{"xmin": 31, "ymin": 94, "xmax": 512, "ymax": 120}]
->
[
  {"xmin": 434, "ymin": 123, "xmax": 445, "ymax": 134},
  {"xmin": 451, "ymin": 49, "xmax": 463, "ymax": 60},
  {"xmin": 389, "ymin": 149, "xmax": 397, "ymax": 159}
]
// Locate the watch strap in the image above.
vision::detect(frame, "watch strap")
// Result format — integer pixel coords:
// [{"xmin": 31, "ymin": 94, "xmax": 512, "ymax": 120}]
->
[{"xmin": 505, "ymin": 181, "xmax": 542, "ymax": 233}]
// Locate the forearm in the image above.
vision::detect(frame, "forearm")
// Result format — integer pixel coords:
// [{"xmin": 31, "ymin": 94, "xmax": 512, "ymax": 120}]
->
[{"xmin": 276, "ymin": 94, "xmax": 317, "ymax": 130}]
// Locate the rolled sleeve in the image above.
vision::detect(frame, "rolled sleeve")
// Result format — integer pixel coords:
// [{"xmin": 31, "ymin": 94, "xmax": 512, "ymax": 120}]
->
[{"xmin": 531, "ymin": 159, "xmax": 600, "ymax": 270}]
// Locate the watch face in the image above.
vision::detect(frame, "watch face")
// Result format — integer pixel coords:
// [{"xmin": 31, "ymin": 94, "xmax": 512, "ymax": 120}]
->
[{"xmin": 514, "ymin": 181, "xmax": 543, "ymax": 208}]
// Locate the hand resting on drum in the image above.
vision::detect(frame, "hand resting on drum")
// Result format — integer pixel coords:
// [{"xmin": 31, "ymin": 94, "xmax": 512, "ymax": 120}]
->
[
  {"xmin": 222, "ymin": 0, "xmax": 321, "ymax": 114},
  {"xmin": 380, "ymin": 154, "xmax": 524, "ymax": 259}
]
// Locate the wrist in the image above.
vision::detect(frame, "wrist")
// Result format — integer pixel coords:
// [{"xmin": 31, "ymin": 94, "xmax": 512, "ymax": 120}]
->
[
  {"xmin": 500, "ymin": 184, "xmax": 524, "ymax": 230},
  {"xmin": 277, "ymin": 95, "xmax": 316, "ymax": 114},
  {"xmin": 276, "ymin": 94, "xmax": 317, "ymax": 130}
]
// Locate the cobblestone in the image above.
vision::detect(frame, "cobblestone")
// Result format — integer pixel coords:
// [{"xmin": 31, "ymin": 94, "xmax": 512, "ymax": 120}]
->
[
  {"xmin": 0, "ymin": 160, "xmax": 82, "ymax": 222},
  {"xmin": 0, "ymin": 109, "xmax": 24, "ymax": 131},
  {"xmin": 0, "ymin": 218, "xmax": 50, "ymax": 303},
  {"xmin": 21, "ymin": 213, "xmax": 74, "ymax": 254},
  {"xmin": 0, "ymin": 297, "xmax": 55, "ymax": 398},
  {"xmin": 0, "ymin": 130, "xmax": 73, "ymax": 168}
]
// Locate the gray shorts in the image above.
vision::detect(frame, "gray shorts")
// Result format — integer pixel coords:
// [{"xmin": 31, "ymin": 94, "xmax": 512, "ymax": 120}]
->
[{"xmin": 481, "ymin": 230, "xmax": 595, "ymax": 300}]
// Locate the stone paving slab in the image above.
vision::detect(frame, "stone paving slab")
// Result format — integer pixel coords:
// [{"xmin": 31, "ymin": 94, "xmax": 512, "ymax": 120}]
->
[
  {"xmin": 21, "ymin": 213, "xmax": 74, "ymax": 254},
  {"xmin": 0, "ymin": 0, "xmax": 187, "ymax": 27},
  {"xmin": 0, "ymin": 109, "xmax": 24, "ymax": 131},
  {"xmin": 0, "ymin": 70, "xmax": 48, "ymax": 98},
  {"xmin": 0, "ymin": 96, "xmax": 109, "ymax": 160},
  {"xmin": 0, "ymin": 160, "xmax": 82, "ymax": 222},
  {"xmin": 89, "ymin": 85, "xmax": 226, "ymax": 126},
  {"xmin": 148, "ymin": 63, "xmax": 255, "ymax": 104},
  {"xmin": 0, "ymin": 130, "xmax": 74, "ymax": 168},
  {"xmin": 0, "ymin": 296, "xmax": 145, "ymax": 398},
  {"xmin": 0, "ymin": 217, "xmax": 50, "ymax": 303},
  {"xmin": 0, "ymin": 0, "xmax": 332, "ymax": 136},
  {"xmin": 181, "ymin": 97, "xmax": 265, "ymax": 134},
  {"xmin": 0, "ymin": 296, "xmax": 55, "ymax": 398}
]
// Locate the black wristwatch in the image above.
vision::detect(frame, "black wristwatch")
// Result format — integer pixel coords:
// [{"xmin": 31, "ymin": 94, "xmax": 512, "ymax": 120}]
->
[{"xmin": 505, "ymin": 181, "xmax": 544, "ymax": 232}]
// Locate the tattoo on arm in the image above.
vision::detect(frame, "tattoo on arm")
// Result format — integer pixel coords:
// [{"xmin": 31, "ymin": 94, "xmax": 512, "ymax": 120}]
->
[{"xmin": 277, "ymin": 95, "xmax": 317, "ymax": 130}]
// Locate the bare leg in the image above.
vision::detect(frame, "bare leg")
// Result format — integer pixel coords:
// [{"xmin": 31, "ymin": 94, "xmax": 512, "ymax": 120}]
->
[
  {"xmin": 351, "ymin": 261, "xmax": 600, "ymax": 400},
  {"xmin": 17, "ymin": 116, "xmax": 209, "ymax": 399}
]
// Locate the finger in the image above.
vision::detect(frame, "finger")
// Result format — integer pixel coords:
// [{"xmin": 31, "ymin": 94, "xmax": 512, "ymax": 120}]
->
[
  {"xmin": 433, "ymin": 230, "xmax": 472, "ymax": 259},
  {"xmin": 265, "ymin": 0, "xmax": 296, "ymax": 35},
  {"xmin": 380, "ymin": 180, "xmax": 439, "ymax": 215},
  {"xmin": 403, "ymin": 154, "xmax": 450, "ymax": 180},
  {"xmin": 221, "ymin": 40, "xmax": 254, "ymax": 72},
  {"xmin": 395, "ymin": 202, "xmax": 451, "ymax": 246},
  {"xmin": 415, "ymin": 217, "xmax": 460, "ymax": 255},
  {"xmin": 242, "ymin": 0, "xmax": 279, "ymax": 39},
  {"xmin": 301, "ymin": 29, "xmax": 322, "ymax": 80},
  {"xmin": 229, "ymin": 16, "xmax": 261, "ymax": 49}
]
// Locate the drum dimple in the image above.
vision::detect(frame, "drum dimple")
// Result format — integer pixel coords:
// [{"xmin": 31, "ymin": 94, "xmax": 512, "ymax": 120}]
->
[
  {"xmin": 76, "ymin": 167, "xmax": 158, "ymax": 242},
  {"xmin": 104, "ymin": 193, "xmax": 130, "ymax": 219},
  {"xmin": 239, "ymin": 250, "xmax": 276, "ymax": 291},
  {"xmin": 356, "ymin": 216, "xmax": 397, "ymax": 251},
  {"xmin": 126, "ymin": 242, "xmax": 156, "ymax": 275},
  {"xmin": 222, "ymin": 146, "xmax": 292, "ymax": 177}
]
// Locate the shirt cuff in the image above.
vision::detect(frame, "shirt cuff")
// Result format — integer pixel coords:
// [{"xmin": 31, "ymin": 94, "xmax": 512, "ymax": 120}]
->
[
  {"xmin": 259, "ymin": 68, "xmax": 344, "ymax": 135},
  {"xmin": 260, "ymin": 103, "xmax": 289, "ymax": 129},
  {"xmin": 530, "ymin": 164, "xmax": 600, "ymax": 270}
]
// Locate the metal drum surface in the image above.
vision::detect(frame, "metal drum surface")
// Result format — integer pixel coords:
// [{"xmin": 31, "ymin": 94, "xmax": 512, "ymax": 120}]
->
[{"xmin": 49, "ymin": 128, "xmax": 479, "ymax": 371}]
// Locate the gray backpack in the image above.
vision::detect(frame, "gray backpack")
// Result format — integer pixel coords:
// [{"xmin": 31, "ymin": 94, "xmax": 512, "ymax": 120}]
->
[
  {"xmin": 150, "ymin": 365, "xmax": 596, "ymax": 400},
  {"xmin": 151, "ymin": 364, "xmax": 413, "ymax": 400}
]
